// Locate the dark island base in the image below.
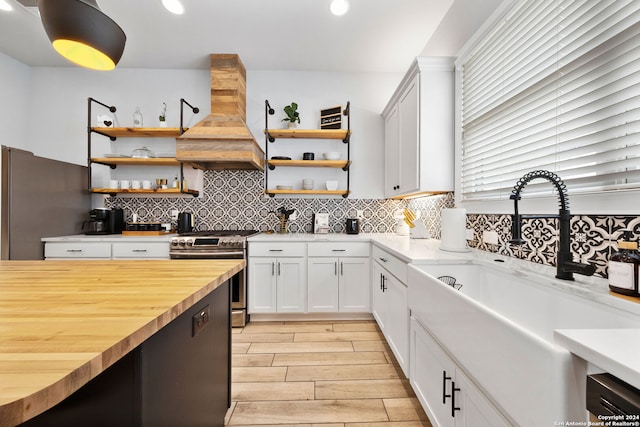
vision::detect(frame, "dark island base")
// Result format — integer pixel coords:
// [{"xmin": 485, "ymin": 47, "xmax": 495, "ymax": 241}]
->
[{"xmin": 20, "ymin": 281, "xmax": 231, "ymax": 427}]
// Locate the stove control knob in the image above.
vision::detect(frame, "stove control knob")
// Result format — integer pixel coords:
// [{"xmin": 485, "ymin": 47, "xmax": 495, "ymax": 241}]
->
[
  {"xmin": 186, "ymin": 239, "xmax": 193, "ymax": 246},
  {"xmin": 170, "ymin": 239, "xmax": 178, "ymax": 246},
  {"xmin": 221, "ymin": 240, "xmax": 229, "ymax": 246},
  {"xmin": 178, "ymin": 239, "xmax": 186, "ymax": 246}
]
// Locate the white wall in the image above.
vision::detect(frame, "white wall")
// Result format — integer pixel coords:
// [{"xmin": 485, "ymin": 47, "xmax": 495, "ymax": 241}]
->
[
  {"xmin": 1, "ymin": 60, "xmax": 402, "ymax": 199},
  {"xmin": 0, "ymin": 53, "xmax": 31, "ymax": 151}
]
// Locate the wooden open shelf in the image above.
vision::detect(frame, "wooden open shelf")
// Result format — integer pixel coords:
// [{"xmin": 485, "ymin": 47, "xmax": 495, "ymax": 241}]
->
[
  {"xmin": 92, "ymin": 188, "xmax": 199, "ymax": 196},
  {"xmin": 92, "ymin": 157, "xmax": 180, "ymax": 167},
  {"xmin": 265, "ymin": 189, "xmax": 350, "ymax": 197},
  {"xmin": 90, "ymin": 157, "xmax": 205, "ymax": 170},
  {"xmin": 91, "ymin": 127, "xmax": 186, "ymax": 138},
  {"xmin": 264, "ymin": 129, "xmax": 350, "ymax": 140},
  {"xmin": 267, "ymin": 159, "xmax": 351, "ymax": 169}
]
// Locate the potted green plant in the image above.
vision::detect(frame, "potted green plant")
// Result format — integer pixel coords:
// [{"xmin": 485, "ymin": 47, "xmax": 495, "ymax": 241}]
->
[
  {"xmin": 159, "ymin": 102, "xmax": 167, "ymax": 127},
  {"xmin": 282, "ymin": 102, "xmax": 300, "ymax": 128}
]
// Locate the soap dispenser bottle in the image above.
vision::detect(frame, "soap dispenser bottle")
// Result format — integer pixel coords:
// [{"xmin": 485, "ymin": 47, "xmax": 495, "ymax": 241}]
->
[{"xmin": 608, "ymin": 230, "xmax": 640, "ymax": 296}]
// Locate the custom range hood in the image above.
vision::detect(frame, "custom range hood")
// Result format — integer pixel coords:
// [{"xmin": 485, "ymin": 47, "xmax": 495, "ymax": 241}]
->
[{"xmin": 176, "ymin": 54, "xmax": 265, "ymax": 170}]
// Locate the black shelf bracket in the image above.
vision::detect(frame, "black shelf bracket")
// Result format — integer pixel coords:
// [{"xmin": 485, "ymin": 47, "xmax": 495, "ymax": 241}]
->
[
  {"xmin": 179, "ymin": 98, "xmax": 200, "ymax": 135},
  {"xmin": 264, "ymin": 100, "xmax": 275, "ymax": 194},
  {"xmin": 342, "ymin": 101, "xmax": 351, "ymax": 143},
  {"xmin": 87, "ymin": 97, "xmax": 117, "ymax": 191}
]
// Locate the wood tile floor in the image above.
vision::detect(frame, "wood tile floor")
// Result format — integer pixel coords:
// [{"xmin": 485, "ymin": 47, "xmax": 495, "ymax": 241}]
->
[{"xmin": 227, "ymin": 320, "xmax": 432, "ymax": 427}]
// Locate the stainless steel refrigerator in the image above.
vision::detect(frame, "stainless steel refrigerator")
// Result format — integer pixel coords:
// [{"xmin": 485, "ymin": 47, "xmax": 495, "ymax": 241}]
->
[{"xmin": 1, "ymin": 146, "xmax": 90, "ymax": 260}]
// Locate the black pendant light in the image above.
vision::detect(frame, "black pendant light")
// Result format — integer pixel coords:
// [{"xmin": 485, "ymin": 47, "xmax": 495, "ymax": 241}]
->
[{"xmin": 38, "ymin": 0, "xmax": 126, "ymax": 71}]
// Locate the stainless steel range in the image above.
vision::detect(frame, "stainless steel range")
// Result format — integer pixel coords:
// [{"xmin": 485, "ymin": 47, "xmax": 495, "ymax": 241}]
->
[{"xmin": 170, "ymin": 230, "xmax": 259, "ymax": 327}]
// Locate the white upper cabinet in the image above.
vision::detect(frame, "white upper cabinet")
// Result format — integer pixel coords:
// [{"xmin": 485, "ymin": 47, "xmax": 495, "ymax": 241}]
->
[{"xmin": 382, "ymin": 57, "xmax": 455, "ymax": 198}]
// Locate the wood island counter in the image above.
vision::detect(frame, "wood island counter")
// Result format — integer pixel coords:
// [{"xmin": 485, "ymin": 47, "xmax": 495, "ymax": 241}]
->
[{"xmin": 0, "ymin": 259, "xmax": 244, "ymax": 427}]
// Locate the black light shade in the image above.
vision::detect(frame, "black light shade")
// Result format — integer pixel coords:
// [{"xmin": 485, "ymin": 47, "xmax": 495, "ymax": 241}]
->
[{"xmin": 38, "ymin": 0, "xmax": 126, "ymax": 71}]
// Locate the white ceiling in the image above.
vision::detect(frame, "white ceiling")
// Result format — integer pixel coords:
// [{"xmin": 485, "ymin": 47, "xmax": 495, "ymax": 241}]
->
[{"xmin": 0, "ymin": 0, "xmax": 503, "ymax": 72}]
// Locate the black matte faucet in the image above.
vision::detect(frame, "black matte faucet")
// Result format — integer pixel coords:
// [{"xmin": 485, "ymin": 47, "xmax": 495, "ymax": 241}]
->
[{"xmin": 509, "ymin": 170, "xmax": 596, "ymax": 281}]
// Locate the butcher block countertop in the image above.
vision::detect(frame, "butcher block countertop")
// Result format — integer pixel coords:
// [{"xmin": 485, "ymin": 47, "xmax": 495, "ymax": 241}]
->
[{"xmin": 0, "ymin": 259, "xmax": 244, "ymax": 427}]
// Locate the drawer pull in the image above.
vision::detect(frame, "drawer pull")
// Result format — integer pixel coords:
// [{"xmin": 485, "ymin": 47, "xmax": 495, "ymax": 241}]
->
[
  {"xmin": 269, "ymin": 249, "xmax": 283, "ymax": 252},
  {"xmin": 379, "ymin": 257, "xmax": 388, "ymax": 262},
  {"xmin": 132, "ymin": 249, "xmax": 148, "ymax": 253},
  {"xmin": 332, "ymin": 249, "xmax": 346, "ymax": 252},
  {"xmin": 66, "ymin": 249, "xmax": 82, "ymax": 253},
  {"xmin": 451, "ymin": 381, "xmax": 461, "ymax": 417},
  {"xmin": 443, "ymin": 371, "xmax": 452, "ymax": 404}
]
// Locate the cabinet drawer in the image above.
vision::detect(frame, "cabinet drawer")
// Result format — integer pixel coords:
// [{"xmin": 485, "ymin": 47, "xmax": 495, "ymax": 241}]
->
[
  {"xmin": 307, "ymin": 242, "xmax": 370, "ymax": 257},
  {"xmin": 372, "ymin": 245, "xmax": 407, "ymax": 283},
  {"xmin": 112, "ymin": 242, "xmax": 169, "ymax": 259},
  {"xmin": 45, "ymin": 242, "xmax": 111, "ymax": 259},
  {"xmin": 248, "ymin": 242, "xmax": 306, "ymax": 257}
]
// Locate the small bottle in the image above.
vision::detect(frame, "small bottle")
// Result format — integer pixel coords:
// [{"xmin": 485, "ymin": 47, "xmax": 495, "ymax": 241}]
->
[
  {"xmin": 172, "ymin": 175, "xmax": 179, "ymax": 188},
  {"xmin": 608, "ymin": 231, "xmax": 640, "ymax": 296},
  {"xmin": 133, "ymin": 107, "xmax": 143, "ymax": 127}
]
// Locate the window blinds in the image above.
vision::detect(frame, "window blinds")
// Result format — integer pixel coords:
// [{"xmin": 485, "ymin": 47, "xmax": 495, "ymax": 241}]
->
[{"xmin": 460, "ymin": 0, "xmax": 640, "ymax": 201}]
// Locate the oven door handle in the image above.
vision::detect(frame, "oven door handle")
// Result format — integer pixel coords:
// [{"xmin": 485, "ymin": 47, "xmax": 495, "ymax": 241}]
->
[{"xmin": 170, "ymin": 251, "xmax": 244, "ymax": 258}]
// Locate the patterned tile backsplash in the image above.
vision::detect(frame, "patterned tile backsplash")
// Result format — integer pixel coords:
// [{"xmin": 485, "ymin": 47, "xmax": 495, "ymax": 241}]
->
[
  {"xmin": 466, "ymin": 214, "xmax": 640, "ymax": 279},
  {"xmin": 105, "ymin": 170, "xmax": 454, "ymax": 235},
  {"xmin": 105, "ymin": 170, "xmax": 630, "ymax": 279}
]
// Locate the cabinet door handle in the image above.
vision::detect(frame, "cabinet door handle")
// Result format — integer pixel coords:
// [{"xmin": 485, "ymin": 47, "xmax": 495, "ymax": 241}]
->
[
  {"xmin": 451, "ymin": 381, "xmax": 461, "ymax": 417},
  {"xmin": 277, "ymin": 262, "xmax": 281, "ymax": 276},
  {"xmin": 380, "ymin": 273, "xmax": 383, "ymax": 290},
  {"xmin": 271, "ymin": 262, "xmax": 275, "ymax": 276},
  {"xmin": 382, "ymin": 275, "xmax": 387, "ymax": 292},
  {"xmin": 442, "ymin": 371, "xmax": 452, "ymax": 404},
  {"xmin": 335, "ymin": 262, "xmax": 338, "ymax": 275},
  {"xmin": 340, "ymin": 262, "xmax": 343, "ymax": 276}
]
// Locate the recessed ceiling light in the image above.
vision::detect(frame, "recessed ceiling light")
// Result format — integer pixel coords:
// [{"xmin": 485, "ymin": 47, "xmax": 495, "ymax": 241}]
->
[
  {"xmin": 0, "ymin": 0, "xmax": 13, "ymax": 12},
  {"xmin": 162, "ymin": 0, "xmax": 184, "ymax": 15},
  {"xmin": 330, "ymin": 0, "xmax": 349, "ymax": 16}
]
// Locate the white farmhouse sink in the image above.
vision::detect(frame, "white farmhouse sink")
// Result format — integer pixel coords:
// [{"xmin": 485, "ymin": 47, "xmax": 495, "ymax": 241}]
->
[{"xmin": 408, "ymin": 260, "xmax": 640, "ymax": 426}]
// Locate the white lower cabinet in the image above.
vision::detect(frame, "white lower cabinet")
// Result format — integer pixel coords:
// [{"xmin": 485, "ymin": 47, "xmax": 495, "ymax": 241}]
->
[
  {"xmin": 112, "ymin": 242, "xmax": 169, "ymax": 259},
  {"xmin": 248, "ymin": 242, "xmax": 306, "ymax": 313},
  {"xmin": 248, "ymin": 257, "xmax": 306, "ymax": 313},
  {"xmin": 44, "ymin": 242, "xmax": 111, "ymax": 259},
  {"xmin": 307, "ymin": 257, "xmax": 370, "ymax": 312},
  {"xmin": 372, "ymin": 246, "xmax": 409, "ymax": 376},
  {"xmin": 44, "ymin": 241, "xmax": 170, "ymax": 260},
  {"xmin": 410, "ymin": 318, "xmax": 510, "ymax": 427}
]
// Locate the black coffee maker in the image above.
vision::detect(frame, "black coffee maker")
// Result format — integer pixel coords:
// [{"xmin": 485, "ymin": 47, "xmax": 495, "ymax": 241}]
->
[{"xmin": 84, "ymin": 208, "xmax": 125, "ymax": 235}]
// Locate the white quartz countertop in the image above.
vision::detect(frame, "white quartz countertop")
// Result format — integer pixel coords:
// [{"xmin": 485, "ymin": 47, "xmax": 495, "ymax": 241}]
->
[
  {"xmin": 248, "ymin": 232, "xmax": 374, "ymax": 243},
  {"xmin": 248, "ymin": 232, "xmax": 471, "ymax": 263},
  {"xmin": 42, "ymin": 233, "xmax": 177, "ymax": 242},
  {"xmin": 554, "ymin": 329, "xmax": 640, "ymax": 390}
]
